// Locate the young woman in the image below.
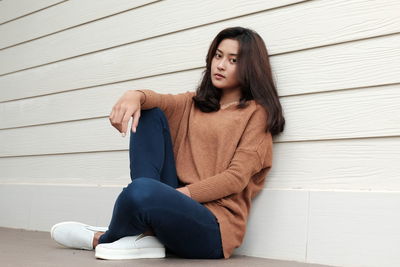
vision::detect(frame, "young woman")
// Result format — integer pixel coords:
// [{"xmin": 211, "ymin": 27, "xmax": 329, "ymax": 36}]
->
[{"xmin": 50, "ymin": 26, "xmax": 285, "ymax": 260}]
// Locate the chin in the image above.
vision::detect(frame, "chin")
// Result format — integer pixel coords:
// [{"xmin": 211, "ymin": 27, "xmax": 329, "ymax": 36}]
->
[
  {"xmin": 213, "ymin": 84, "xmax": 227, "ymax": 90},
  {"xmin": 211, "ymin": 80, "xmax": 225, "ymax": 89}
]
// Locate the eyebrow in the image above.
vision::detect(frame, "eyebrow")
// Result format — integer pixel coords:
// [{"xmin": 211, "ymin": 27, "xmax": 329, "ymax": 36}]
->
[{"xmin": 216, "ymin": 48, "xmax": 238, "ymax": 56}]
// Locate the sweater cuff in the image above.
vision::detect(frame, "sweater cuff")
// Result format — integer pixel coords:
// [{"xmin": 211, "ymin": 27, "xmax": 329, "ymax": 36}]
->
[
  {"xmin": 135, "ymin": 89, "xmax": 161, "ymax": 110},
  {"xmin": 186, "ymin": 183, "xmax": 208, "ymax": 203}
]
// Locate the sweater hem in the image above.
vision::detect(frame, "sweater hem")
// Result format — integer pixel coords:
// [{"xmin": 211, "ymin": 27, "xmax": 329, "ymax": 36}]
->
[{"xmin": 204, "ymin": 202, "xmax": 239, "ymax": 259}]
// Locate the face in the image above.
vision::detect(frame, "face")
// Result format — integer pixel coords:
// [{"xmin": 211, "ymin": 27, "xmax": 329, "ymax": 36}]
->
[{"xmin": 210, "ymin": 38, "xmax": 240, "ymax": 92}]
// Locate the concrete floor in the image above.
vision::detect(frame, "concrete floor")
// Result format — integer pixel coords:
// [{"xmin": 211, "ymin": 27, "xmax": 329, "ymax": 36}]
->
[{"xmin": 0, "ymin": 227, "xmax": 333, "ymax": 267}]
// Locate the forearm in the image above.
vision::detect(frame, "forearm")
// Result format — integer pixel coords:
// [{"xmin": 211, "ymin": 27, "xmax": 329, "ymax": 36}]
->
[
  {"xmin": 130, "ymin": 89, "xmax": 194, "ymax": 115},
  {"xmin": 186, "ymin": 149, "xmax": 263, "ymax": 203}
]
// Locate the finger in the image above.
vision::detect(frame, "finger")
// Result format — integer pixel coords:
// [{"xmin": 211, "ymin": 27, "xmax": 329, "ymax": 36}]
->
[
  {"xmin": 109, "ymin": 108, "xmax": 121, "ymax": 133},
  {"xmin": 120, "ymin": 108, "xmax": 133, "ymax": 137},
  {"xmin": 109, "ymin": 108, "xmax": 115, "ymax": 123},
  {"xmin": 114, "ymin": 107, "xmax": 124, "ymax": 133},
  {"xmin": 132, "ymin": 109, "xmax": 141, "ymax": 133}
]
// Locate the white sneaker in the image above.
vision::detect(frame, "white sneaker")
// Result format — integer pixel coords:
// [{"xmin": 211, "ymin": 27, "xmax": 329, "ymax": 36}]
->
[
  {"xmin": 95, "ymin": 233, "xmax": 166, "ymax": 260},
  {"xmin": 50, "ymin": 221, "xmax": 108, "ymax": 250}
]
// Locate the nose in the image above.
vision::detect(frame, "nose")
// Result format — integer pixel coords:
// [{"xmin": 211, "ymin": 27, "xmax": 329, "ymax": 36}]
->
[{"xmin": 217, "ymin": 59, "xmax": 226, "ymax": 70}]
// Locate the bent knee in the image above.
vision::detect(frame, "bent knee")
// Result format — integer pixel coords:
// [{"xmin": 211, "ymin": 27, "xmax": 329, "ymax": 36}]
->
[
  {"xmin": 139, "ymin": 108, "xmax": 168, "ymax": 126},
  {"xmin": 124, "ymin": 178, "xmax": 162, "ymax": 206},
  {"xmin": 140, "ymin": 107, "xmax": 165, "ymax": 119}
]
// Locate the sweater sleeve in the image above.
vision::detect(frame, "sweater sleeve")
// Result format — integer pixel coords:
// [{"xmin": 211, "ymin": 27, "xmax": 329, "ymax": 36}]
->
[
  {"xmin": 186, "ymin": 106, "xmax": 273, "ymax": 203},
  {"xmin": 135, "ymin": 89, "xmax": 194, "ymax": 120}
]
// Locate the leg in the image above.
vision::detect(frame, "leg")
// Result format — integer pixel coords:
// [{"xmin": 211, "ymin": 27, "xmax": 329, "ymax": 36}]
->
[
  {"xmin": 51, "ymin": 109, "xmax": 208, "ymax": 255},
  {"xmin": 101, "ymin": 178, "xmax": 223, "ymax": 259},
  {"xmin": 129, "ymin": 107, "xmax": 180, "ymax": 188},
  {"xmin": 99, "ymin": 108, "xmax": 181, "ymax": 243}
]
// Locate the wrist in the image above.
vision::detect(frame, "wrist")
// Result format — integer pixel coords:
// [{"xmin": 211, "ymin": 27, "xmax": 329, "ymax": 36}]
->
[
  {"xmin": 184, "ymin": 186, "xmax": 192, "ymax": 198},
  {"xmin": 133, "ymin": 90, "xmax": 146, "ymax": 105},
  {"xmin": 177, "ymin": 186, "xmax": 191, "ymax": 198}
]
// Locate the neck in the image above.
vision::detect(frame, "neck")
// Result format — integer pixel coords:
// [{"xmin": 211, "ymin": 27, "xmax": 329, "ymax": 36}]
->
[{"xmin": 220, "ymin": 89, "xmax": 241, "ymax": 105}]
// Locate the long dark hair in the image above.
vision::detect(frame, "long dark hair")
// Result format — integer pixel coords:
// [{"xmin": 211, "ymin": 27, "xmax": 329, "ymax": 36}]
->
[{"xmin": 192, "ymin": 26, "xmax": 285, "ymax": 136}]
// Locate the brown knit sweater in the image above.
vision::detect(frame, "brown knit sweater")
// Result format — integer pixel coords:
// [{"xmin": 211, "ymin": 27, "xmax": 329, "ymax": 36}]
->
[{"xmin": 136, "ymin": 89, "xmax": 273, "ymax": 259}]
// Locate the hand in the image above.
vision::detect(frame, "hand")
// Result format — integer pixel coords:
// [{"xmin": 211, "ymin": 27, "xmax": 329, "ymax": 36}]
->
[
  {"xmin": 109, "ymin": 90, "xmax": 142, "ymax": 136},
  {"xmin": 176, "ymin": 187, "xmax": 191, "ymax": 198}
]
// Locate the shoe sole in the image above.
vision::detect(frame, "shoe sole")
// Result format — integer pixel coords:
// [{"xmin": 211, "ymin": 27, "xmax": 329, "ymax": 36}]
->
[{"xmin": 95, "ymin": 246, "xmax": 166, "ymax": 260}]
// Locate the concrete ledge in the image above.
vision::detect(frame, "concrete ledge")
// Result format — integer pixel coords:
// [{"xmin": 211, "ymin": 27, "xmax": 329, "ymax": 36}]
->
[
  {"xmin": 0, "ymin": 227, "xmax": 332, "ymax": 267},
  {"xmin": 2, "ymin": 184, "xmax": 400, "ymax": 266}
]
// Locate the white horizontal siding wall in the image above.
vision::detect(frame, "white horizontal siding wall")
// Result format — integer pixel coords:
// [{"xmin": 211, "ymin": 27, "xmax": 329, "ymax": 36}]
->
[{"xmin": 0, "ymin": 0, "xmax": 399, "ymax": 266}]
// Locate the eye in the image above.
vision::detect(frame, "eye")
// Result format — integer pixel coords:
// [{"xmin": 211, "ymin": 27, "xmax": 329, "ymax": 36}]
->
[
  {"xmin": 230, "ymin": 58, "xmax": 237, "ymax": 63},
  {"xmin": 215, "ymin": 53, "xmax": 221, "ymax": 58}
]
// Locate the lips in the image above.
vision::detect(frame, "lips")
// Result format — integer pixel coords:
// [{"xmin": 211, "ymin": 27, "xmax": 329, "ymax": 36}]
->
[{"xmin": 214, "ymin": 73, "xmax": 225, "ymax": 78}]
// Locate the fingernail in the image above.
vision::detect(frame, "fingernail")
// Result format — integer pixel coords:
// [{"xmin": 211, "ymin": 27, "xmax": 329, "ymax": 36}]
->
[
  {"xmin": 133, "ymin": 127, "xmax": 136, "ymax": 133},
  {"xmin": 121, "ymin": 132, "xmax": 126, "ymax": 137}
]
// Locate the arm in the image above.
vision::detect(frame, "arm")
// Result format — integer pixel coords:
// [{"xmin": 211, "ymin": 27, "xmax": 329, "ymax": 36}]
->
[
  {"xmin": 186, "ymin": 107, "xmax": 273, "ymax": 203},
  {"xmin": 186, "ymin": 146, "xmax": 268, "ymax": 203},
  {"xmin": 134, "ymin": 89, "xmax": 194, "ymax": 121},
  {"xmin": 110, "ymin": 89, "xmax": 193, "ymax": 136}
]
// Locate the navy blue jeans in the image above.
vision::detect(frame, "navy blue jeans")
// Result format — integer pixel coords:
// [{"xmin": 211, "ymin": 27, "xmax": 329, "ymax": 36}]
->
[{"xmin": 98, "ymin": 108, "xmax": 224, "ymax": 259}]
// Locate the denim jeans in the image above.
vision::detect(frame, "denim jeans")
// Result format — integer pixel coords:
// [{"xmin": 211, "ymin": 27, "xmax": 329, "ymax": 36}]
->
[{"xmin": 98, "ymin": 108, "xmax": 224, "ymax": 259}]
